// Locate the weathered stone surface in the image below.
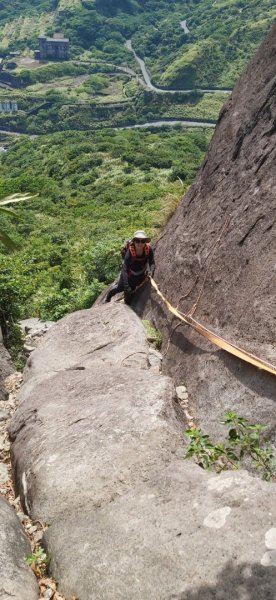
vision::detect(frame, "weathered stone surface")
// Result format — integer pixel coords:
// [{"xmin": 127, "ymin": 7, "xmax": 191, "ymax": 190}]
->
[
  {"xmin": 19, "ymin": 317, "xmax": 54, "ymax": 334},
  {"xmin": 0, "ymin": 496, "xmax": 38, "ymax": 600},
  {"xmin": 0, "ymin": 462, "xmax": 9, "ymax": 484},
  {"xmin": 138, "ymin": 25, "xmax": 276, "ymax": 439},
  {"xmin": 44, "ymin": 463, "xmax": 276, "ymax": 600},
  {"xmin": 176, "ymin": 385, "xmax": 188, "ymax": 401},
  {"xmin": 19, "ymin": 317, "xmax": 55, "ymax": 356},
  {"xmin": 0, "ymin": 409, "xmax": 8, "ymax": 422},
  {"xmin": 19, "ymin": 303, "xmax": 155, "ymax": 402},
  {"xmin": 10, "ymin": 365, "xmax": 181, "ymax": 522},
  {"xmin": 10, "ymin": 301, "xmax": 276, "ymax": 599},
  {"xmin": 147, "ymin": 347, "xmax": 162, "ymax": 371},
  {"xmin": 10, "ymin": 303, "xmax": 183, "ymax": 522}
]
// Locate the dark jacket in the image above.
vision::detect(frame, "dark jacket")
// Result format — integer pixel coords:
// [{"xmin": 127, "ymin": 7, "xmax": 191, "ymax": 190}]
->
[{"xmin": 122, "ymin": 246, "xmax": 155, "ymax": 290}]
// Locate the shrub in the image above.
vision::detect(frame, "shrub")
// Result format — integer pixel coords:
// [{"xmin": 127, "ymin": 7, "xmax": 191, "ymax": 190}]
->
[{"xmin": 185, "ymin": 412, "xmax": 276, "ymax": 481}]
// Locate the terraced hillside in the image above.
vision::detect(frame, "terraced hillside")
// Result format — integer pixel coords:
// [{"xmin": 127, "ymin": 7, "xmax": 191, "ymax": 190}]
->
[{"xmin": 0, "ymin": 0, "xmax": 275, "ymax": 89}]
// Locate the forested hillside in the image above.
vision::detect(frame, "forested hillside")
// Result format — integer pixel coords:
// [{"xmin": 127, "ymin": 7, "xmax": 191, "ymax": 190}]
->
[
  {"xmin": 0, "ymin": 0, "xmax": 275, "ymax": 87},
  {"xmin": 0, "ymin": 126, "xmax": 210, "ymax": 357}
]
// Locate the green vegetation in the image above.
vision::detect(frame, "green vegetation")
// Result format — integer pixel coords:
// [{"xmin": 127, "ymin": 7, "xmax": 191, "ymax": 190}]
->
[
  {"xmin": 5, "ymin": 323, "xmax": 24, "ymax": 371},
  {"xmin": 0, "ymin": 0, "xmax": 272, "ymax": 135},
  {"xmin": 25, "ymin": 546, "xmax": 49, "ymax": 578},
  {"xmin": 0, "ymin": 126, "xmax": 211, "ymax": 327},
  {"xmin": 0, "ymin": 192, "xmax": 37, "ymax": 249},
  {"xmin": 142, "ymin": 319, "xmax": 162, "ymax": 350},
  {"xmin": 0, "ymin": 87, "xmax": 224, "ymax": 135},
  {"xmin": 185, "ymin": 412, "xmax": 276, "ymax": 481},
  {"xmin": 132, "ymin": 0, "xmax": 276, "ymax": 88},
  {"xmin": 0, "ymin": 0, "xmax": 274, "ymax": 89},
  {"xmin": 0, "ymin": 0, "xmax": 273, "ymax": 135}
]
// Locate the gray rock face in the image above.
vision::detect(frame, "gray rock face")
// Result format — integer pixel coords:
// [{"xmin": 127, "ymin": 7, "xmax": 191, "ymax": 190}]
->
[
  {"xmin": 10, "ymin": 303, "xmax": 182, "ymax": 524},
  {"xmin": 45, "ymin": 464, "xmax": 276, "ymax": 600},
  {"xmin": 10, "ymin": 302, "xmax": 276, "ymax": 599},
  {"xmin": 0, "ymin": 497, "xmax": 38, "ymax": 600},
  {"xmin": 19, "ymin": 317, "xmax": 55, "ymax": 356},
  {"xmin": 7, "ymin": 31, "xmax": 276, "ymax": 594},
  {"xmin": 20, "ymin": 303, "xmax": 155, "ymax": 402},
  {"xmin": 11, "ymin": 366, "xmax": 180, "ymax": 522},
  {"xmin": 138, "ymin": 24, "xmax": 276, "ymax": 439}
]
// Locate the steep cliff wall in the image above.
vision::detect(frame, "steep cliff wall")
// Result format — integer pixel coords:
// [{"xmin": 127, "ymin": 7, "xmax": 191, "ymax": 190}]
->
[{"xmin": 141, "ymin": 25, "xmax": 276, "ymax": 437}]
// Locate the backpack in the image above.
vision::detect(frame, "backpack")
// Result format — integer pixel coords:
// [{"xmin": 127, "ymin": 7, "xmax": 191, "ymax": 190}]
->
[{"xmin": 120, "ymin": 240, "xmax": 150, "ymax": 259}]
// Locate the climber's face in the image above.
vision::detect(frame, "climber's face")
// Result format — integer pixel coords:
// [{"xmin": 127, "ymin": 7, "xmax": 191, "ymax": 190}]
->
[{"xmin": 134, "ymin": 239, "xmax": 146, "ymax": 254}]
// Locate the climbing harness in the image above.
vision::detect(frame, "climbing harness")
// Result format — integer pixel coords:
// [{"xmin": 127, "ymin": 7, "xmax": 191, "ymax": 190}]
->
[
  {"xmin": 149, "ymin": 277, "xmax": 276, "ymax": 377},
  {"xmin": 121, "ymin": 240, "xmax": 151, "ymax": 259},
  {"xmin": 121, "ymin": 241, "xmax": 152, "ymax": 278},
  {"xmin": 129, "ymin": 266, "xmax": 147, "ymax": 276}
]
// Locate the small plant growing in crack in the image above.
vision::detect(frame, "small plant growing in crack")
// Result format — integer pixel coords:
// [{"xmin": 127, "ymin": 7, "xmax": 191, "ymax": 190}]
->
[
  {"xmin": 142, "ymin": 319, "xmax": 162, "ymax": 350},
  {"xmin": 184, "ymin": 411, "xmax": 276, "ymax": 481},
  {"xmin": 25, "ymin": 546, "xmax": 49, "ymax": 577}
]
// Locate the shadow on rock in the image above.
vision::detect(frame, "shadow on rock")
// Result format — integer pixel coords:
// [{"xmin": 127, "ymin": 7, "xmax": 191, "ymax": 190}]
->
[
  {"xmin": 220, "ymin": 350, "xmax": 276, "ymax": 403},
  {"xmin": 169, "ymin": 561, "xmax": 276, "ymax": 600}
]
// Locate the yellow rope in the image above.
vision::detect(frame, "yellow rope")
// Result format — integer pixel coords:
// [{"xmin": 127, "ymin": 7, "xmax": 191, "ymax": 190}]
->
[{"xmin": 150, "ymin": 278, "xmax": 276, "ymax": 377}]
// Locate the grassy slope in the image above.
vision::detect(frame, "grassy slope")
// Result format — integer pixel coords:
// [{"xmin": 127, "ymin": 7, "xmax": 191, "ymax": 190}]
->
[
  {"xmin": 0, "ymin": 127, "xmax": 211, "ymax": 320},
  {"xmin": 133, "ymin": 0, "xmax": 276, "ymax": 88}
]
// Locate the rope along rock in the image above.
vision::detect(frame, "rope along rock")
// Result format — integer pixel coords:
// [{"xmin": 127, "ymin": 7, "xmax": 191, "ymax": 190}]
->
[{"xmin": 150, "ymin": 278, "xmax": 276, "ymax": 376}]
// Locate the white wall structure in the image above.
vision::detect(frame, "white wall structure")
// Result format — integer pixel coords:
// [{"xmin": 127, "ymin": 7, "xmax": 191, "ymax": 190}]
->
[{"xmin": 0, "ymin": 100, "xmax": 18, "ymax": 113}]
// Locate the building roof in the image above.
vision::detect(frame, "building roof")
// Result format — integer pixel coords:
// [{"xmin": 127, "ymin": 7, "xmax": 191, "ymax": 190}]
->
[{"xmin": 45, "ymin": 37, "xmax": 69, "ymax": 43}]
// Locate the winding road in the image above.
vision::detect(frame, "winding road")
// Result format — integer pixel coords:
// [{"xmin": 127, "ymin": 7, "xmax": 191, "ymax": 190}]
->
[
  {"xmin": 118, "ymin": 119, "xmax": 215, "ymax": 129},
  {"xmin": 0, "ymin": 117, "xmax": 216, "ymax": 141},
  {"xmin": 0, "ymin": 38, "xmax": 228, "ymax": 138},
  {"xmin": 126, "ymin": 40, "xmax": 232, "ymax": 95}
]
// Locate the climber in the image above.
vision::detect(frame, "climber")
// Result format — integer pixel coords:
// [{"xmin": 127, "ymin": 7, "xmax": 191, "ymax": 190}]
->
[{"xmin": 105, "ymin": 230, "xmax": 155, "ymax": 304}]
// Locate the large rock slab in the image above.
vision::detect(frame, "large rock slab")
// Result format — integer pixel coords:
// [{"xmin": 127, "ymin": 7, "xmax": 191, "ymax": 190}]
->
[
  {"xmin": 20, "ymin": 303, "xmax": 153, "ymax": 402},
  {"xmin": 10, "ymin": 303, "xmax": 182, "ymax": 522},
  {"xmin": 0, "ymin": 496, "xmax": 38, "ymax": 600},
  {"xmin": 138, "ymin": 25, "xmax": 276, "ymax": 439},
  {"xmin": 9, "ymin": 302, "xmax": 276, "ymax": 599},
  {"xmin": 10, "ymin": 365, "xmax": 180, "ymax": 522},
  {"xmin": 44, "ymin": 463, "xmax": 276, "ymax": 600}
]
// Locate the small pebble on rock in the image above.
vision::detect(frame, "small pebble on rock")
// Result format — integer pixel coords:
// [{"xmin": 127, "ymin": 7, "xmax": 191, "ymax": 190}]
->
[
  {"xmin": 43, "ymin": 589, "xmax": 55, "ymax": 599},
  {"xmin": 175, "ymin": 386, "xmax": 189, "ymax": 401}
]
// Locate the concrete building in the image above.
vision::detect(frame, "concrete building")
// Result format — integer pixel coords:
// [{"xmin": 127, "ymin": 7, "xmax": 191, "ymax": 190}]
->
[
  {"xmin": 35, "ymin": 33, "xmax": 70, "ymax": 60},
  {"xmin": 0, "ymin": 100, "xmax": 18, "ymax": 113}
]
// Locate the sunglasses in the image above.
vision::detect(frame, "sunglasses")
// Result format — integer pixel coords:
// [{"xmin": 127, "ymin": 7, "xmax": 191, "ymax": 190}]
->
[{"xmin": 134, "ymin": 238, "xmax": 146, "ymax": 243}]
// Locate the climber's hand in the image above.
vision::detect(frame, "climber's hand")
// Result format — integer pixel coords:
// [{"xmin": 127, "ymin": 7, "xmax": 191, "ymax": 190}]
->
[{"xmin": 124, "ymin": 287, "xmax": 132, "ymax": 305}]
